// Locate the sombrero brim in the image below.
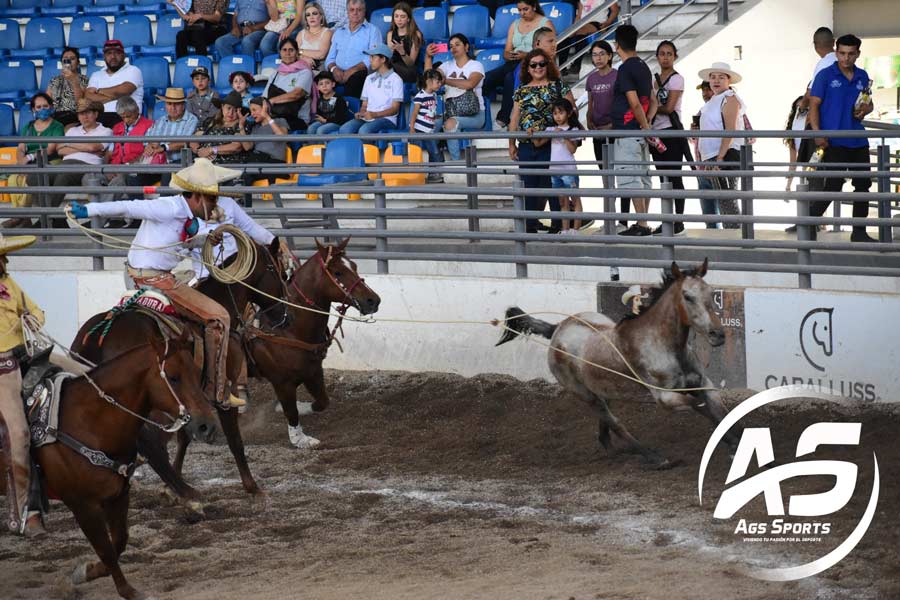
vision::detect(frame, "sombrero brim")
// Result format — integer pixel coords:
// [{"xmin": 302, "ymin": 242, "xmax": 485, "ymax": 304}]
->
[
  {"xmin": 698, "ymin": 67, "xmax": 742, "ymax": 84},
  {"xmin": 154, "ymin": 95, "xmax": 187, "ymax": 103},
  {"xmin": 0, "ymin": 235, "xmax": 37, "ymax": 254},
  {"xmin": 170, "ymin": 161, "xmax": 242, "ymax": 195}
]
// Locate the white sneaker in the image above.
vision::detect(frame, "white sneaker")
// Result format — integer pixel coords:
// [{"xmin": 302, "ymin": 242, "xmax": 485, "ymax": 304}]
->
[{"xmin": 288, "ymin": 424, "xmax": 321, "ymax": 449}]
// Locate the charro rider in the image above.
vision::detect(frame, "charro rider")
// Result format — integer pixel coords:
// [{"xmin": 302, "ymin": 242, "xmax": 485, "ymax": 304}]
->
[
  {"xmin": 0, "ymin": 233, "xmax": 47, "ymax": 537},
  {"xmin": 67, "ymin": 159, "xmax": 239, "ymax": 410}
]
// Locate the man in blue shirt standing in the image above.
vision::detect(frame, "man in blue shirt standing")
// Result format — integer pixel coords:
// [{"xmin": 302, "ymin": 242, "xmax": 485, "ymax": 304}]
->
[
  {"xmin": 324, "ymin": 0, "xmax": 382, "ymax": 98},
  {"xmin": 214, "ymin": 0, "xmax": 270, "ymax": 58},
  {"xmin": 808, "ymin": 33, "xmax": 875, "ymax": 243}
]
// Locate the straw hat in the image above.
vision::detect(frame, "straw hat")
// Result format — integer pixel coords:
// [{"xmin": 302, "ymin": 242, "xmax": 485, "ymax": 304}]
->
[
  {"xmin": 697, "ymin": 61, "xmax": 742, "ymax": 84},
  {"xmin": 155, "ymin": 87, "xmax": 187, "ymax": 103},
  {"xmin": 621, "ymin": 285, "xmax": 649, "ymax": 307},
  {"xmin": 170, "ymin": 158, "xmax": 241, "ymax": 195},
  {"xmin": 0, "ymin": 233, "xmax": 36, "ymax": 254}
]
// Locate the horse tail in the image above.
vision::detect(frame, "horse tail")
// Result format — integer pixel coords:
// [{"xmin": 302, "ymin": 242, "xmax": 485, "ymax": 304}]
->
[{"xmin": 495, "ymin": 306, "xmax": 558, "ymax": 346}]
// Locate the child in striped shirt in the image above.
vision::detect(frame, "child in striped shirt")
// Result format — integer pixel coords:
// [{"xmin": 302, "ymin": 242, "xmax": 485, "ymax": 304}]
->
[{"xmin": 410, "ymin": 69, "xmax": 445, "ymax": 183}]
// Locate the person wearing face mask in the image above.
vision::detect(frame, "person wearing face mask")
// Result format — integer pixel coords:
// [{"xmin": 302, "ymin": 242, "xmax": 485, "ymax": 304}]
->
[
  {"xmin": 66, "ymin": 160, "xmax": 243, "ymax": 409},
  {"xmin": 84, "ymin": 40, "xmax": 145, "ymax": 129}
]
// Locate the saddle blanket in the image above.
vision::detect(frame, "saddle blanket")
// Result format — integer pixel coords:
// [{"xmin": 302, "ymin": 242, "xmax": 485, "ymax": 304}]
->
[
  {"xmin": 118, "ymin": 289, "xmax": 177, "ymax": 316},
  {"xmin": 25, "ymin": 372, "xmax": 75, "ymax": 448}
]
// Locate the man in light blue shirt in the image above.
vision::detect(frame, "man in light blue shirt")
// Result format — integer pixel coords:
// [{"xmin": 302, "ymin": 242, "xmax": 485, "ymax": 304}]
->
[
  {"xmin": 129, "ymin": 88, "xmax": 200, "ymax": 187},
  {"xmin": 324, "ymin": 0, "xmax": 382, "ymax": 98},
  {"xmin": 214, "ymin": 0, "xmax": 270, "ymax": 58}
]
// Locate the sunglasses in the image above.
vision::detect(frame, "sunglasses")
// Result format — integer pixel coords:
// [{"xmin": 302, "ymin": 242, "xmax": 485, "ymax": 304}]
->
[{"xmin": 529, "ymin": 61, "xmax": 547, "ymax": 69}]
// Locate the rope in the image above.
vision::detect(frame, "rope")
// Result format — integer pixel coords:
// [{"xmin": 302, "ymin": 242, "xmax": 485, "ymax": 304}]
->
[
  {"xmin": 202, "ymin": 224, "xmax": 256, "ymax": 283},
  {"xmin": 62, "ymin": 208, "xmax": 713, "ymax": 395}
]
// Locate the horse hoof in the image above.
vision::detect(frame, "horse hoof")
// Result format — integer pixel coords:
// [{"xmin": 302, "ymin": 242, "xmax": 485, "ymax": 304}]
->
[
  {"xmin": 72, "ymin": 562, "xmax": 88, "ymax": 585},
  {"xmin": 187, "ymin": 501, "xmax": 206, "ymax": 516},
  {"xmin": 288, "ymin": 425, "xmax": 321, "ymax": 449},
  {"xmin": 297, "ymin": 401, "xmax": 315, "ymax": 416}
]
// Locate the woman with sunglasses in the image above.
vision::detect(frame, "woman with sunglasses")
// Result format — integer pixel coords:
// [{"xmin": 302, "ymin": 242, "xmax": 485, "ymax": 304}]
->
[{"xmin": 509, "ymin": 48, "xmax": 576, "ymax": 233}]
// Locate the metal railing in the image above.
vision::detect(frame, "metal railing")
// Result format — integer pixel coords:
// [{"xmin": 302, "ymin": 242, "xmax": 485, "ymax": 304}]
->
[{"xmin": 1, "ymin": 127, "xmax": 898, "ymax": 288}]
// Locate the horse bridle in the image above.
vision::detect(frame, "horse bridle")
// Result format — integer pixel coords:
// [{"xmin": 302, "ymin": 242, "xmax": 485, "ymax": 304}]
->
[
  {"xmin": 288, "ymin": 247, "xmax": 366, "ymax": 313},
  {"xmin": 79, "ymin": 338, "xmax": 192, "ymax": 434}
]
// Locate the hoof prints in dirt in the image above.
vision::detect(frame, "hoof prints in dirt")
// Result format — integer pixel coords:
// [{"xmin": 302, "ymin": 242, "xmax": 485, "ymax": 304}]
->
[{"xmin": 1, "ymin": 370, "xmax": 898, "ymax": 600}]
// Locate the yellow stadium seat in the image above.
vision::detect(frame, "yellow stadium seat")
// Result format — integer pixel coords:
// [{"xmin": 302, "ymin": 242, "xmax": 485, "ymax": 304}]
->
[
  {"xmin": 382, "ymin": 142, "xmax": 426, "ymax": 187},
  {"xmin": 256, "ymin": 147, "xmax": 296, "ymax": 200},
  {"xmin": 363, "ymin": 144, "xmax": 380, "ymax": 181},
  {"xmin": 0, "ymin": 147, "xmax": 18, "ymax": 203},
  {"xmin": 295, "ymin": 144, "xmax": 325, "ymax": 200}
]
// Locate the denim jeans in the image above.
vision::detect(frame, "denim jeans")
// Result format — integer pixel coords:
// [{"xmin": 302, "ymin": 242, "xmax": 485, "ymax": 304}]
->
[
  {"xmin": 698, "ymin": 175, "xmax": 720, "ymax": 229},
  {"xmin": 259, "ymin": 29, "xmax": 299, "ymax": 57},
  {"xmin": 338, "ymin": 117, "xmax": 396, "ymax": 135},
  {"xmin": 214, "ymin": 30, "xmax": 266, "ymax": 58},
  {"xmin": 412, "ymin": 139, "xmax": 444, "ymax": 163},
  {"xmin": 307, "ymin": 121, "xmax": 341, "ymax": 137},
  {"xmin": 517, "ymin": 141, "xmax": 558, "ymax": 232},
  {"xmin": 438, "ymin": 110, "xmax": 485, "ymax": 160}
]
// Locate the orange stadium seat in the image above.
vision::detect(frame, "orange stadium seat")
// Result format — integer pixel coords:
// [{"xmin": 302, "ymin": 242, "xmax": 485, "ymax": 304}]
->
[{"xmin": 382, "ymin": 142, "xmax": 426, "ymax": 187}]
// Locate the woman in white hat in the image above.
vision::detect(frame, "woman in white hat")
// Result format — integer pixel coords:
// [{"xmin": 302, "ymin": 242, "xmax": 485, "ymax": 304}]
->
[
  {"xmin": 0, "ymin": 234, "xmax": 47, "ymax": 537},
  {"xmin": 697, "ymin": 61, "xmax": 745, "ymax": 228},
  {"xmin": 67, "ymin": 159, "xmax": 243, "ymax": 410}
]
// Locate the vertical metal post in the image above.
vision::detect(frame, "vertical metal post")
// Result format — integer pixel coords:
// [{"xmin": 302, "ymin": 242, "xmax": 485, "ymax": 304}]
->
[
  {"xmin": 739, "ymin": 144, "xmax": 754, "ymax": 240},
  {"xmin": 717, "ymin": 0, "xmax": 729, "ymax": 24},
  {"xmin": 374, "ymin": 178, "xmax": 389, "ymax": 274},
  {"xmin": 513, "ymin": 178, "xmax": 528, "ymax": 279},
  {"xmin": 620, "ymin": 0, "xmax": 632, "ymax": 24},
  {"xmin": 659, "ymin": 181, "xmax": 674, "ymax": 263},
  {"xmin": 465, "ymin": 145, "xmax": 479, "ymax": 236},
  {"xmin": 796, "ymin": 183, "xmax": 812, "ymax": 290},
  {"xmin": 602, "ymin": 140, "xmax": 616, "ymax": 236},
  {"xmin": 84, "ymin": 173, "xmax": 105, "ymax": 272},
  {"xmin": 323, "ymin": 192, "xmax": 337, "ymax": 244},
  {"xmin": 36, "ymin": 150, "xmax": 50, "ymax": 236},
  {"xmin": 877, "ymin": 144, "xmax": 892, "ymax": 243}
]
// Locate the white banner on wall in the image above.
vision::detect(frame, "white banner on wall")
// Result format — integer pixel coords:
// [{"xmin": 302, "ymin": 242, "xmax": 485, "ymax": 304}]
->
[{"xmin": 745, "ymin": 289, "xmax": 900, "ymax": 403}]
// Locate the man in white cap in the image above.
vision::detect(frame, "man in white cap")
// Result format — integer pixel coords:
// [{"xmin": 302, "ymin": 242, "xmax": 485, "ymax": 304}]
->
[
  {"xmin": 67, "ymin": 159, "xmax": 240, "ymax": 409},
  {"xmin": 0, "ymin": 233, "xmax": 47, "ymax": 537}
]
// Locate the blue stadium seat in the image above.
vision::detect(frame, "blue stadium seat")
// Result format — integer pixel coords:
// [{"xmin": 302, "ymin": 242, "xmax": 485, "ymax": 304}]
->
[
  {"xmin": 0, "ymin": 18, "xmax": 21, "ymax": 56},
  {"xmin": 1, "ymin": 0, "xmax": 50, "ymax": 18},
  {"xmin": 450, "ymin": 5, "xmax": 489, "ymax": 41},
  {"xmin": 476, "ymin": 48, "xmax": 505, "ymax": 74},
  {"xmin": 345, "ymin": 96, "xmax": 359, "ymax": 115},
  {"xmin": 173, "ymin": 55, "xmax": 213, "ymax": 89},
  {"xmin": 477, "ymin": 4, "xmax": 517, "ymax": 48},
  {"xmin": 542, "ymin": 2, "xmax": 574, "ymax": 33},
  {"xmin": 42, "ymin": 0, "xmax": 88, "ymax": 16},
  {"xmin": 86, "ymin": 56, "xmax": 107, "ymax": 78},
  {"xmin": 125, "ymin": 0, "xmax": 164, "ymax": 13},
  {"xmin": 18, "ymin": 102, "xmax": 33, "ymax": 131},
  {"xmin": 413, "ymin": 6, "xmax": 448, "ymax": 42},
  {"xmin": 83, "ymin": 0, "xmax": 128, "ymax": 16},
  {"xmin": 69, "ymin": 16, "xmax": 109, "ymax": 51},
  {"xmin": 215, "ymin": 53, "xmax": 254, "ymax": 93},
  {"xmin": 297, "ymin": 138, "xmax": 367, "ymax": 186},
  {"xmin": 429, "ymin": 51, "xmax": 451, "ymax": 67},
  {"xmin": 260, "ymin": 53, "xmax": 281, "ymax": 73},
  {"xmin": 0, "ymin": 103, "xmax": 14, "ymax": 135},
  {"xmin": 139, "ymin": 12, "xmax": 180, "ymax": 58},
  {"xmin": 0, "ymin": 60, "xmax": 37, "ymax": 101},
  {"xmin": 113, "ymin": 15, "xmax": 152, "ymax": 52},
  {"xmin": 152, "ymin": 99, "xmax": 166, "ymax": 120},
  {"xmin": 40, "ymin": 56, "xmax": 63, "ymax": 89},
  {"xmin": 370, "ymin": 7, "xmax": 392, "ymax": 39},
  {"xmin": 133, "ymin": 55, "xmax": 169, "ymax": 93},
  {"xmin": 12, "ymin": 17, "xmax": 64, "ymax": 60}
]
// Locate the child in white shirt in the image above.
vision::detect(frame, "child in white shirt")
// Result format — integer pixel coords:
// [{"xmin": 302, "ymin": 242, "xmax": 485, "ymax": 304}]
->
[{"xmin": 546, "ymin": 99, "xmax": 585, "ymax": 233}]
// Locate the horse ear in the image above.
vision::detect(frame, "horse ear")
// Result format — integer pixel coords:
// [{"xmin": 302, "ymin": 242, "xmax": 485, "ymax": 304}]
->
[
  {"xmin": 671, "ymin": 261, "xmax": 682, "ymax": 279},
  {"xmin": 269, "ymin": 236, "xmax": 280, "ymax": 255},
  {"xmin": 314, "ymin": 238, "xmax": 325, "ymax": 253},
  {"xmin": 698, "ymin": 257, "xmax": 709, "ymax": 278},
  {"xmin": 338, "ymin": 236, "xmax": 351, "ymax": 250}
]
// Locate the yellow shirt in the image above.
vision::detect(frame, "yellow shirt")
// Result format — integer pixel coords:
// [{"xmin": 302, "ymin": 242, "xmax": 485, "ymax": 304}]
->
[{"xmin": 0, "ymin": 275, "xmax": 45, "ymax": 352}]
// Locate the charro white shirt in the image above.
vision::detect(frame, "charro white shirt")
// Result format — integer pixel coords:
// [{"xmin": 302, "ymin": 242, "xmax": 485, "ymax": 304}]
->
[
  {"xmin": 85, "ymin": 195, "xmax": 194, "ymax": 271},
  {"xmin": 190, "ymin": 196, "xmax": 275, "ymax": 279}
]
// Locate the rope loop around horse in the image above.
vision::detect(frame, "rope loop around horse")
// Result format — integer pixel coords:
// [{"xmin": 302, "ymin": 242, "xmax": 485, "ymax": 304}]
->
[{"xmin": 63, "ymin": 210, "xmax": 713, "ymax": 395}]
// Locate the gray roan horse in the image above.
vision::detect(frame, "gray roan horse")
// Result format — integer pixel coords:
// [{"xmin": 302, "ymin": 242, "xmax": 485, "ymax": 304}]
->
[{"xmin": 496, "ymin": 259, "xmax": 738, "ymax": 468}]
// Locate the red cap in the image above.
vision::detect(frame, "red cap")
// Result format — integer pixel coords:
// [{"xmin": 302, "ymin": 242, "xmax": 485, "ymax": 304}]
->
[
  {"xmin": 143, "ymin": 186, "xmax": 158, "ymax": 195},
  {"xmin": 103, "ymin": 39, "xmax": 125, "ymax": 52}
]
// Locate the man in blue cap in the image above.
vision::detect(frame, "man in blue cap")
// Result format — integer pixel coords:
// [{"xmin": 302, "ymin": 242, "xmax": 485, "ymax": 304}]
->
[{"xmin": 338, "ymin": 43, "xmax": 403, "ymax": 135}]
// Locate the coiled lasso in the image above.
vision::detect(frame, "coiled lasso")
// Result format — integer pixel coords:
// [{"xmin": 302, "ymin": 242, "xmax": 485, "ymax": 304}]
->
[{"xmin": 202, "ymin": 224, "xmax": 257, "ymax": 283}]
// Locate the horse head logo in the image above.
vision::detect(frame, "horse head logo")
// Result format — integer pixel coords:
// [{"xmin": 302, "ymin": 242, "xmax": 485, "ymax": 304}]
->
[
  {"xmin": 799, "ymin": 308, "xmax": 834, "ymax": 372},
  {"xmin": 713, "ymin": 290, "xmax": 724, "ymax": 311}
]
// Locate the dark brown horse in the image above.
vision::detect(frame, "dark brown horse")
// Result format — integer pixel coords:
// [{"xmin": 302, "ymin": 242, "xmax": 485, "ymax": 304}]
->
[
  {"xmin": 71, "ymin": 238, "xmax": 288, "ymax": 497},
  {"xmin": 4, "ymin": 334, "xmax": 217, "ymax": 600}
]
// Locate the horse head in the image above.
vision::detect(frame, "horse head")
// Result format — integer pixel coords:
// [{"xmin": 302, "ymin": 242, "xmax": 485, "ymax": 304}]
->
[
  {"xmin": 310, "ymin": 237, "xmax": 381, "ymax": 315},
  {"xmin": 148, "ymin": 331, "xmax": 218, "ymax": 443},
  {"xmin": 671, "ymin": 258, "xmax": 725, "ymax": 347}
]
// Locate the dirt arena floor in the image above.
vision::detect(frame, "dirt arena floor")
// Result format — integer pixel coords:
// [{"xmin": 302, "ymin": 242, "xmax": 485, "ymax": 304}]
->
[{"xmin": 1, "ymin": 370, "xmax": 898, "ymax": 600}]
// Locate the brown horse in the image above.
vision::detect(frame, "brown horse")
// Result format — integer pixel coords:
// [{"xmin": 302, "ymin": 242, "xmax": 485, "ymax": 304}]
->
[
  {"xmin": 71, "ymin": 238, "xmax": 288, "ymax": 497},
  {"xmin": 497, "ymin": 259, "xmax": 738, "ymax": 468},
  {"xmin": 5, "ymin": 334, "xmax": 217, "ymax": 600}
]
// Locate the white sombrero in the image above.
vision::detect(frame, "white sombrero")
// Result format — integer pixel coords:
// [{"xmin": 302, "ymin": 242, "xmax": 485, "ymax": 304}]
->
[
  {"xmin": 621, "ymin": 285, "xmax": 649, "ymax": 306},
  {"xmin": 170, "ymin": 158, "xmax": 242, "ymax": 195},
  {"xmin": 0, "ymin": 233, "xmax": 36, "ymax": 254},
  {"xmin": 697, "ymin": 61, "xmax": 742, "ymax": 84}
]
